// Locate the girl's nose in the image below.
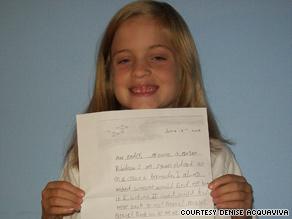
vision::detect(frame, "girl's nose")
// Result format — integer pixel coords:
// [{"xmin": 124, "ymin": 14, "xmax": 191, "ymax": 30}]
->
[{"xmin": 131, "ymin": 60, "xmax": 151, "ymax": 78}]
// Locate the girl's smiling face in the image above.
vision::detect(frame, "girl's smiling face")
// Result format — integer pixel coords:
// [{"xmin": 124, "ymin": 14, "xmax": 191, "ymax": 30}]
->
[{"xmin": 111, "ymin": 15, "xmax": 181, "ymax": 109}]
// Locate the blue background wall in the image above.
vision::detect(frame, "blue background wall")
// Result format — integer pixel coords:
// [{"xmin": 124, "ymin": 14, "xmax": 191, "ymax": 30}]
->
[{"xmin": 0, "ymin": 0, "xmax": 291, "ymax": 218}]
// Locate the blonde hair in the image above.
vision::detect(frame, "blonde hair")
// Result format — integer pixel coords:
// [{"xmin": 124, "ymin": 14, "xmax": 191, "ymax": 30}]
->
[{"xmin": 67, "ymin": 0, "xmax": 230, "ymax": 167}]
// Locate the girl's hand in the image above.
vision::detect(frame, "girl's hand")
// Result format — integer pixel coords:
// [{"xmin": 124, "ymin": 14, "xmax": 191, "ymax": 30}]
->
[
  {"xmin": 208, "ymin": 174, "xmax": 253, "ymax": 219},
  {"xmin": 41, "ymin": 181, "xmax": 85, "ymax": 219}
]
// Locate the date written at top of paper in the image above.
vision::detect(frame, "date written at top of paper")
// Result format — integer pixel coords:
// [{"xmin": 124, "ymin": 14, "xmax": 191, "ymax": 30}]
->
[{"xmin": 77, "ymin": 108, "xmax": 214, "ymax": 219}]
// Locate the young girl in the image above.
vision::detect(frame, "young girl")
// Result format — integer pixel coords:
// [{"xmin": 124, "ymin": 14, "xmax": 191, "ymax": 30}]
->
[{"xmin": 41, "ymin": 1, "xmax": 254, "ymax": 218}]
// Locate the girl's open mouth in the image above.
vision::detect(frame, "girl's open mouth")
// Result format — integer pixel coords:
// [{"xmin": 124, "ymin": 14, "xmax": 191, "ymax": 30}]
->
[{"xmin": 129, "ymin": 85, "xmax": 159, "ymax": 95}]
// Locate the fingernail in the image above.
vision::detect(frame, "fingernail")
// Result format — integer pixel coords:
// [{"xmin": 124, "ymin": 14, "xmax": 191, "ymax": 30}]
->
[
  {"xmin": 78, "ymin": 198, "xmax": 83, "ymax": 204},
  {"xmin": 213, "ymin": 198, "xmax": 218, "ymax": 204},
  {"xmin": 210, "ymin": 190, "xmax": 217, "ymax": 197},
  {"xmin": 64, "ymin": 208, "xmax": 74, "ymax": 213},
  {"xmin": 75, "ymin": 205, "xmax": 82, "ymax": 211}
]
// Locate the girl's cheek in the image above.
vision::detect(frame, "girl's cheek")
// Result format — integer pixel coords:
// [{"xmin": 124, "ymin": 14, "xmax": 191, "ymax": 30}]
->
[{"xmin": 114, "ymin": 65, "xmax": 132, "ymax": 74}]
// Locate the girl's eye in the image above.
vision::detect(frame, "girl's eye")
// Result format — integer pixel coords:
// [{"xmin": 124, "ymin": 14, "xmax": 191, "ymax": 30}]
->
[
  {"xmin": 152, "ymin": 56, "xmax": 166, "ymax": 61},
  {"xmin": 117, "ymin": 59, "xmax": 130, "ymax": 64}
]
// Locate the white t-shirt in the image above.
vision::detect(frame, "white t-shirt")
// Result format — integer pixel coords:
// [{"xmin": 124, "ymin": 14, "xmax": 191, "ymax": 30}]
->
[{"xmin": 60, "ymin": 139, "xmax": 256, "ymax": 219}]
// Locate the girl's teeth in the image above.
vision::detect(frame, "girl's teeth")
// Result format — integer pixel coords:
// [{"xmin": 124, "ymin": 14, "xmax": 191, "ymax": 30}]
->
[{"xmin": 132, "ymin": 88, "xmax": 156, "ymax": 93}]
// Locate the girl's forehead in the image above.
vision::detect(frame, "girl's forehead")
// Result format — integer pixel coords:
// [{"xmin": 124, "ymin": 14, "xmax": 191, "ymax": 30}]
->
[
  {"xmin": 121, "ymin": 15, "xmax": 164, "ymax": 29},
  {"xmin": 109, "ymin": 14, "xmax": 178, "ymax": 56},
  {"xmin": 113, "ymin": 15, "xmax": 172, "ymax": 42}
]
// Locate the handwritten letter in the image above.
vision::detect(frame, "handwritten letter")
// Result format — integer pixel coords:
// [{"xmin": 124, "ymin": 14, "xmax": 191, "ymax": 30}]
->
[{"xmin": 77, "ymin": 108, "xmax": 214, "ymax": 218}]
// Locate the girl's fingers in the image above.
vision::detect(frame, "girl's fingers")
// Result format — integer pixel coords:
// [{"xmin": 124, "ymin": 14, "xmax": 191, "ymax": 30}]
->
[
  {"xmin": 210, "ymin": 181, "xmax": 252, "ymax": 198},
  {"xmin": 208, "ymin": 174, "xmax": 253, "ymax": 212},
  {"xmin": 216, "ymin": 200, "xmax": 248, "ymax": 210},
  {"xmin": 44, "ymin": 181, "xmax": 85, "ymax": 198},
  {"xmin": 44, "ymin": 195, "xmax": 83, "ymax": 210},
  {"xmin": 42, "ymin": 195, "xmax": 82, "ymax": 216},
  {"xmin": 42, "ymin": 187, "xmax": 84, "ymax": 206},
  {"xmin": 41, "ymin": 181, "xmax": 85, "ymax": 216},
  {"xmin": 212, "ymin": 191, "xmax": 252, "ymax": 206},
  {"xmin": 208, "ymin": 174, "xmax": 246, "ymax": 190},
  {"xmin": 44, "ymin": 206, "xmax": 75, "ymax": 216}
]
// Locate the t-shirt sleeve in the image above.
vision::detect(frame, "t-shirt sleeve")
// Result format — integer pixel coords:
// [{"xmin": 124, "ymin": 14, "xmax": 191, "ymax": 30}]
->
[
  {"xmin": 59, "ymin": 161, "xmax": 80, "ymax": 187},
  {"xmin": 210, "ymin": 139, "xmax": 242, "ymax": 180},
  {"xmin": 226, "ymin": 152, "xmax": 242, "ymax": 176}
]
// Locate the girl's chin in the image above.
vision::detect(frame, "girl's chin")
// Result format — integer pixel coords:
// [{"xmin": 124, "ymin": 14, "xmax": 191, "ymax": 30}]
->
[
  {"xmin": 120, "ymin": 103, "xmax": 159, "ymax": 110},
  {"xmin": 118, "ymin": 99, "xmax": 176, "ymax": 110},
  {"xmin": 120, "ymin": 104, "xmax": 176, "ymax": 110},
  {"xmin": 127, "ymin": 106, "xmax": 157, "ymax": 110}
]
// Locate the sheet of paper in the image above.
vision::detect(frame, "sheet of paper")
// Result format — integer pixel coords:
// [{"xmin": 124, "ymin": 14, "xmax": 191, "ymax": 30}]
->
[{"xmin": 77, "ymin": 108, "xmax": 214, "ymax": 219}]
